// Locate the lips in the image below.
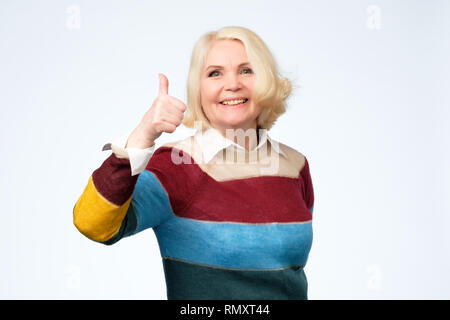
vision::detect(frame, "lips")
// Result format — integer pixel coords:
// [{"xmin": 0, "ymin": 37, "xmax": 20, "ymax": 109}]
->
[{"xmin": 219, "ymin": 98, "xmax": 249, "ymax": 105}]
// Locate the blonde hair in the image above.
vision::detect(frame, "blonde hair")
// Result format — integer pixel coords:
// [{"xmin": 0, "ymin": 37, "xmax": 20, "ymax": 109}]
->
[{"xmin": 182, "ymin": 26, "xmax": 294, "ymax": 131}]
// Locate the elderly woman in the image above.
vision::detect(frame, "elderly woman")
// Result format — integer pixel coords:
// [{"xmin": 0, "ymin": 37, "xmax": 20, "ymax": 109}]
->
[{"xmin": 73, "ymin": 26, "xmax": 315, "ymax": 300}]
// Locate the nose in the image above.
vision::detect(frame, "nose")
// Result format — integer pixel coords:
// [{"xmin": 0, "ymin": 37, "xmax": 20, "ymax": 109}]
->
[{"xmin": 224, "ymin": 72, "xmax": 241, "ymax": 91}]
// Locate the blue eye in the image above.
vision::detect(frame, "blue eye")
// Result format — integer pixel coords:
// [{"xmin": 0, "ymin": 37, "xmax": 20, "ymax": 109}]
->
[
  {"xmin": 208, "ymin": 70, "xmax": 220, "ymax": 77},
  {"xmin": 208, "ymin": 68, "xmax": 254, "ymax": 77}
]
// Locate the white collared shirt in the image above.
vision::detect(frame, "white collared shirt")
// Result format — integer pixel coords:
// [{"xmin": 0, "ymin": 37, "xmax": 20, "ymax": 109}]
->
[
  {"xmin": 195, "ymin": 126, "xmax": 287, "ymax": 164},
  {"xmin": 103, "ymin": 126, "xmax": 287, "ymax": 176}
]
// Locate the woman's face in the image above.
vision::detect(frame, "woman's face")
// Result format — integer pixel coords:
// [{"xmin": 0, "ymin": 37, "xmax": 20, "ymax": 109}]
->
[{"xmin": 200, "ymin": 39, "xmax": 261, "ymax": 135}]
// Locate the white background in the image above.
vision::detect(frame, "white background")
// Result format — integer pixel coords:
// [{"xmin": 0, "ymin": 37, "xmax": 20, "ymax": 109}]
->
[{"xmin": 0, "ymin": 0, "xmax": 449, "ymax": 299}]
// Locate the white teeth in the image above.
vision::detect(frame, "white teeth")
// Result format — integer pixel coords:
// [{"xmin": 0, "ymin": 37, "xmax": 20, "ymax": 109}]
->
[{"xmin": 222, "ymin": 99, "xmax": 247, "ymax": 105}]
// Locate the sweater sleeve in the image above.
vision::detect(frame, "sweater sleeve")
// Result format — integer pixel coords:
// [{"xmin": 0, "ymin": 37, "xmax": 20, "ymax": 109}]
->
[
  {"xmin": 73, "ymin": 153, "xmax": 141, "ymax": 243},
  {"xmin": 299, "ymin": 157, "xmax": 315, "ymax": 215},
  {"xmin": 102, "ymin": 133, "xmax": 156, "ymax": 176},
  {"xmin": 73, "ymin": 146, "xmax": 200, "ymax": 245}
]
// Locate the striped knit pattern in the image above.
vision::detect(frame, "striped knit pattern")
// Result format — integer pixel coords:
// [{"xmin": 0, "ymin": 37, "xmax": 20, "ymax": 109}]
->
[{"xmin": 73, "ymin": 136, "xmax": 314, "ymax": 300}]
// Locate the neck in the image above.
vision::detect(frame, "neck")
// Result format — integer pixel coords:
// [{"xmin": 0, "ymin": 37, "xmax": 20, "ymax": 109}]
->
[{"xmin": 214, "ymin": 125, "xmax": 260, "ymax": 151}]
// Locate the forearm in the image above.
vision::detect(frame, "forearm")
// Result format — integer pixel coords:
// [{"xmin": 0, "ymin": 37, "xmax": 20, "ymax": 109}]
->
[{"xmin": 73, "ymin": 154, "xmax": 139, "ymax": 242}]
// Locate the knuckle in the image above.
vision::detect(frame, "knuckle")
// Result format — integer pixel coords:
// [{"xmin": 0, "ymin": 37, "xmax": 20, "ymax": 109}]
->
[
  {"xmin": 153, "ymin": 123, "xmax": 162, "ymax": 133},
  {"xmin": 155, "ymin": 120, "xmax": 165, "ymax": 129}
]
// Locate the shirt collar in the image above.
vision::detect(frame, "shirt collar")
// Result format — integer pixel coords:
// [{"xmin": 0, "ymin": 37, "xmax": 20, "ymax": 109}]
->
[{"xmin": 194, "ymin": 126, "xmax": 287, "ymax": 164}]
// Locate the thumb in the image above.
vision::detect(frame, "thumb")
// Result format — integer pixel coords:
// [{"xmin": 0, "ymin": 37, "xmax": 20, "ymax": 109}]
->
[{"xmin": 158, "ymin": 73, "xmax": 169, "ymax": 95}]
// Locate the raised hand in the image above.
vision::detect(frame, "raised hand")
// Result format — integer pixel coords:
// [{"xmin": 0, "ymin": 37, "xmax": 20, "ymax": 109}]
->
[{"xmin": 126, "ymin": 73, "xmax": 187, "ymax": 149}]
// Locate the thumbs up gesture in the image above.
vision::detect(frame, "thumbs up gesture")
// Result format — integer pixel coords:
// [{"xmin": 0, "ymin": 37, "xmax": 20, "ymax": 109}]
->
[{"xmin": 126, "ymin": 73, "xmax": 187, "ymax": 149}]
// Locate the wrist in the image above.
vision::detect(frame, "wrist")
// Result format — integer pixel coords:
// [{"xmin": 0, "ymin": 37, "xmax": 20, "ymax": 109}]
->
[{"xmin": 125, "ymin": 128, "xmax": 155, "ymax": 149}]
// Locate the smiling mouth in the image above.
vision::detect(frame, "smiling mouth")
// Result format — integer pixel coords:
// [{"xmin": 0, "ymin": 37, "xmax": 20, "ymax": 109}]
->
[{"xmin": 219, "ymin": 98, "xmax": 249, "ymax": 106}]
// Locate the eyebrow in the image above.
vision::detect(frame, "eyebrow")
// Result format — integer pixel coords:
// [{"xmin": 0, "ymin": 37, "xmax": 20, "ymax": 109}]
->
[{"xmin": 205, "ymin": 62, "xmax": 250, "ymax": 70}]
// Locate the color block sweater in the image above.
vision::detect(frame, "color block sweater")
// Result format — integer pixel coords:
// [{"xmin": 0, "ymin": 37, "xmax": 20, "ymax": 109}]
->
[{"xmin": 73, "ymin": 128, "xmax": 315, "ymax": 300}]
